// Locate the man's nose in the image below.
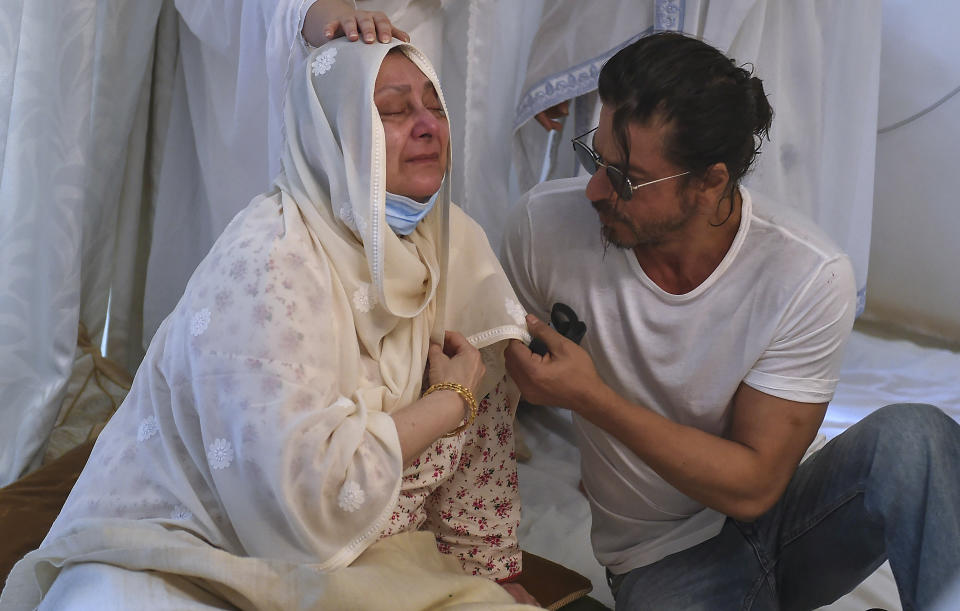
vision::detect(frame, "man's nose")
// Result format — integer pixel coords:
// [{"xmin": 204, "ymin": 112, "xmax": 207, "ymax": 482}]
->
[{"xmin": 584, "ymin": 167, "xmax": 613, "ymax": 202}]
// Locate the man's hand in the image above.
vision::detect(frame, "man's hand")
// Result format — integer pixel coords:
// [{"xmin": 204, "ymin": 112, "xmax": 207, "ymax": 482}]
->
[
  {"xmin": 302, "ymin": 0, "xmax": 411, "ymax": 47},
  {"xmin": 504, "ymin": 314, "xmax": 605, "ymax": 412}
]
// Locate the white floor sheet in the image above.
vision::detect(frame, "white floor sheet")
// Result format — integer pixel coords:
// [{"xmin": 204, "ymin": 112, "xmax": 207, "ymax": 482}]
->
[{"xmin": 517, "ymin": 328, "xmax": 960, "ymax": 609}]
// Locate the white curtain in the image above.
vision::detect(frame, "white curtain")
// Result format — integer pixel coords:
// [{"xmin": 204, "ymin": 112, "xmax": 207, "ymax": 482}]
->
[
  {"xmin": 438, "ymin": 0, "xmax": 545, "ymax": 252},
  {"xmin": 864, "ymin": 0, "xmax": 960, "ymax": 340},
  {"xmin": 0, "ymin": 0, "xmax": 164, "ymax": 484},
  {"xmin": 718, "ymin": 1, "xmax": 882, "ymax": 316}
]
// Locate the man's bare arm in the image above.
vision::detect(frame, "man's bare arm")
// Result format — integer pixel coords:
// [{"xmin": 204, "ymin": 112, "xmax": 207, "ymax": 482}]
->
[{"xmin": 505, "ymin": 315, "xmax": 826, "ymax": 521}]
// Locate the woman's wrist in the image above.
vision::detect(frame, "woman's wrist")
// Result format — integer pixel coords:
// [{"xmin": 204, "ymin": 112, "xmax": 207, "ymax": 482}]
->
[{"xmin": 423, "ymin": 382, "xmax": 477, "ymax": 437}]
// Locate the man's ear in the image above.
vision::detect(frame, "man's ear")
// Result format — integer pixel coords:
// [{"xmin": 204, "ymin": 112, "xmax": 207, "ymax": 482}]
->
[{"xmin": 699, "ymin": 162, "xmax": 730, "ymax": 205}]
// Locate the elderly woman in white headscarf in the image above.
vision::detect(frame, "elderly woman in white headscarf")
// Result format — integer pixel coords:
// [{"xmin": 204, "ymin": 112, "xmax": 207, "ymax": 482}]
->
[{"xmin": 0, "ymin": 40, "xmax": 539, "ymax": 609}]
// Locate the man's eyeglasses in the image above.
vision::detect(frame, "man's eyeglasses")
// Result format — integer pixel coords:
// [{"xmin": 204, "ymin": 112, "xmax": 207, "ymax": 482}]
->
[{"xmin": 572, "ymin": 127, "xmax": 690, "ymax": 201}]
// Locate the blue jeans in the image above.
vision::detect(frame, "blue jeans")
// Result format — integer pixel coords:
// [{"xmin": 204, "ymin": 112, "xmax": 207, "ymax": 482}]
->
[{"xmin": 609, "ymin": 404, "xmax": 960, "ymax": 611}]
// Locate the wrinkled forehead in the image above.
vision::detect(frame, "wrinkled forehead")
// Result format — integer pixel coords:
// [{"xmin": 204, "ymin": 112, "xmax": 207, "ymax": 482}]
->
[{"xmin": 374, "ymin": 48, "xmax": 439, "ymax": 96}]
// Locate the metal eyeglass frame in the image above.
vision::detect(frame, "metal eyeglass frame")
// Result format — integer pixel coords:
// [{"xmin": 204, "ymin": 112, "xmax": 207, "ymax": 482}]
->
[{"xmin": 572, "ymin": 127, "xmax": 690, "ymax": 201}]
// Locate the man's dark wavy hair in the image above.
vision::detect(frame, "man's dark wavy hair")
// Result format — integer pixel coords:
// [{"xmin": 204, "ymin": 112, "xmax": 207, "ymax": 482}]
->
[{"xmin": 598, "ymin": 32, "xmax": 773, "ymax": 202}]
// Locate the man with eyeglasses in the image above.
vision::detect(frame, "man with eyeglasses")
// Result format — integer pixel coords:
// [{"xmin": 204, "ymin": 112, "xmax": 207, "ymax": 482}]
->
[{"xmin": 502, "ymin": 32, "xmax": 960, "ymax": 610}]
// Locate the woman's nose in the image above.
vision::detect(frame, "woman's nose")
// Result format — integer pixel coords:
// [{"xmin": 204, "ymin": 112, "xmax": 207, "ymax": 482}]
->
[{"xmin": 412, "ymin": 107, "xmax": 443, "ymax": 138}]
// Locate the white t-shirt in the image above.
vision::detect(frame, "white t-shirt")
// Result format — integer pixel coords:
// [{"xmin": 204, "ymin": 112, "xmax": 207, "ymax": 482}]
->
[{"xmin": 501, "ymin": 176, "xmax": 857, "ymax": 574}]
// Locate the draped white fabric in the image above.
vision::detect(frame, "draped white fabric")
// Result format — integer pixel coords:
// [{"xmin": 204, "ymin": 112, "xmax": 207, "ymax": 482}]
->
[
  {"xmin": 142, "ymin": 0, "xmax": 290, "ymax": 346},
  {"xmin": 510, "ymin": 0, "xmax": 881, "ymax": 315},
  {"xmin": 0, "ymin": 0, "xmax": 164, "ymax": 485},
  {"xmin": 438, "ymin": 0, "xmax": 545, "ymax": 252}
]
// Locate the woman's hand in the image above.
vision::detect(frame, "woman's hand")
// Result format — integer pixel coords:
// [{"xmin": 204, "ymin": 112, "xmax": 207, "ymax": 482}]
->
[
  {"xmin": 302, "ymin": 0, "xmax": 410, "ymax": 47},
  {"xmin": 394, "ymin": 331, "xmax": 484, "ymax": 464},
  {"xmin": 501, "ymin": 583, "xmax": 541, "ymax": 606},
  {"xmin": 427, "ymin": 330, "xmax": 485, "ymax": 394}
]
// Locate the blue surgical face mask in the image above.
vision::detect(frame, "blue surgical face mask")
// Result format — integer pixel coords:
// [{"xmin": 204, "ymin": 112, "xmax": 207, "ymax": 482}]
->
[{"xmin": 384, "ymin": 190, "xmax": 439, "ymax": 236}]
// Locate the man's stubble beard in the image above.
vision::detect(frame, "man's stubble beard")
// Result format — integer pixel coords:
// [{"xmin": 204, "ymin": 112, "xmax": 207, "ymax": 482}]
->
[{"xmin": 597, "ymin": 192, "xmax": 699, "ymax": 253}]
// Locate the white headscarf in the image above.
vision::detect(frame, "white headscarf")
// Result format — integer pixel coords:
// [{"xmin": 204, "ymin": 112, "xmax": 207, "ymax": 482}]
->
[{"xmin": 275, "ymin": 39, "xmax": 530, "ymax": 417}]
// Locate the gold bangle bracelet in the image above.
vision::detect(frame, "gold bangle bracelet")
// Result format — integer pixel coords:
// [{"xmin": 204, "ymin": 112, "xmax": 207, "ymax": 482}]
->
[{"xmin": 423, "ymin": 382, "xmax": 478, "ymax": 438}]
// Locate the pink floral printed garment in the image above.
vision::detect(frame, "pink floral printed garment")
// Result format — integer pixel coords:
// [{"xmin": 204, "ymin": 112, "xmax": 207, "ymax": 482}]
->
[{"xmin": 378, "ymin": 377, "xmax": 522, "ymax": 581}]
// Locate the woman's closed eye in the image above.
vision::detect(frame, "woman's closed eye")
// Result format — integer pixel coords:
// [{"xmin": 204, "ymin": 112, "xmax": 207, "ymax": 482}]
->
[
  {"xmin": 377, "ymin": 104, "xmax": 444, "ymax": 119},
  {"xmin": 424, "ymin": 93, "xmax": 444, "ymax": 115},
  {"xmin": 418, "ymin": 84, "xmax": 443, "ymax": 111},
  {"xmin": 374, "ymin": 90, "xmax": 408, "ymax": 117}
]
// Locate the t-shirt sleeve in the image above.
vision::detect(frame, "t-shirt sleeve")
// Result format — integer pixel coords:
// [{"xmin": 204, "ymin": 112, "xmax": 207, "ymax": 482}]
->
[
  {"xmin": 743, "ymin": 255, "xmax": 857, "ymax": 404},
  {"xmin": 500, "ymin": 191, "xmax": 551, "ymax": 320}
]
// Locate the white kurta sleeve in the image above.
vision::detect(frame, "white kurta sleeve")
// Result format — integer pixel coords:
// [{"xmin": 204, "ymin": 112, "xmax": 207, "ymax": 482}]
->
[{"xmin": 263, "ymin": 0, "xmax": 319, "ymax": 178}]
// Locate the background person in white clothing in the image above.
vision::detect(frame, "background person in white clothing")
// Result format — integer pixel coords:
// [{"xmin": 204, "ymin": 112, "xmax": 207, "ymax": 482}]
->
[{"xmin": 502, "ymin": 32, "xmax": 960, "ymax": 610}]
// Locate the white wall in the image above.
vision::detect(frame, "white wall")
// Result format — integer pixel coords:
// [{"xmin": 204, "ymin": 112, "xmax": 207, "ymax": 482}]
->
[{"xmin": 863, "ymin": 1, "xmax": 960, "ymax": 341}]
